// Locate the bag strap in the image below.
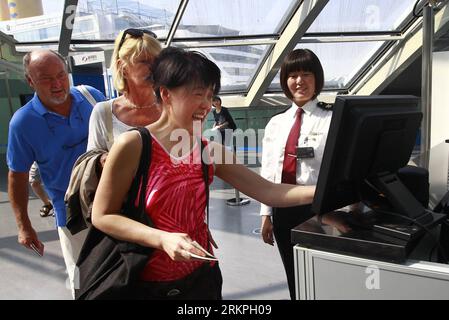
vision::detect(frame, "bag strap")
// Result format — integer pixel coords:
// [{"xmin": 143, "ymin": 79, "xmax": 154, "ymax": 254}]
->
[
  {"xmin": 76, "ymin": 85, "xmax": 97, "ymax": 107},
  {"xmin": 135, "ymin": 127, "xmax": 151, "ymax": 223},
  {"xmin": 200, "ymin": 139, "xmax": 212, "ymax": 253},
  {"xmin": 103, "ymin": 102, "xmax": 114, "ymax": 148},
  {"xmin": 200, "ymin": 140, "xmax": 209, "ymax": 226},
  {"xmin": 125, "ymin": 127, "xmax": 153, "ymax": 225}
]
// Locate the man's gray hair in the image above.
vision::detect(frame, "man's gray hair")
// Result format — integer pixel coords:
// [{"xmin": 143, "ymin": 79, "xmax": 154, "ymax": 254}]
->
[{"xmin": 23, "ymin": 50, "xmax": 68, "ymax": 77}]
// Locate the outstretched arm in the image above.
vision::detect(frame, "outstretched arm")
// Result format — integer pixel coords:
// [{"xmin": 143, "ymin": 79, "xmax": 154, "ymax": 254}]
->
[{"xmin": 213, "ymin": 143, "xmax": 315, "ymax": 207}]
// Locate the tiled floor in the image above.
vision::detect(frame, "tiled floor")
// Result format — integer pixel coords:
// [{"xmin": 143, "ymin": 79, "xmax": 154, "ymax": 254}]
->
[{"xmin": 0, "ymin": 157, "xmax": 290, "ymax": 300}]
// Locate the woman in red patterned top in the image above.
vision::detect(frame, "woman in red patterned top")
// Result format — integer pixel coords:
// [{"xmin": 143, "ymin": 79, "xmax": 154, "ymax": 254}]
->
[{"xmin": 92, "ymin": 47, "xmax": 315, "ymax": 300}]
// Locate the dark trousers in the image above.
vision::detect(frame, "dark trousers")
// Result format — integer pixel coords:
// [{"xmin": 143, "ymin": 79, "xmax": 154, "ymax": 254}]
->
[
  {"xmin": 133, "ymin": 263, "xmax": 223, "ymax": 300},
  {"xmin": 272, "ymin": 204, "xmax": 313, "ymax": 300}
]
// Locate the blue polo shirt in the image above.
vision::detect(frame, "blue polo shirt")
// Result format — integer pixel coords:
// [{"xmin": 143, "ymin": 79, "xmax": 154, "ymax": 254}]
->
[{"xmin": 7, "ymin": 86, "xmax": 105, "ymax": 227}]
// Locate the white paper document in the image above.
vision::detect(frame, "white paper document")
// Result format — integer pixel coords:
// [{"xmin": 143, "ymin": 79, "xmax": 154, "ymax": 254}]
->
[{"xmin": 189, "ymin": 241, "xmax": 218, "ymax": 261}]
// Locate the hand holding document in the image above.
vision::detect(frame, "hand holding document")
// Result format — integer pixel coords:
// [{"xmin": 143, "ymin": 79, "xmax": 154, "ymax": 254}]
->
[{"xmin": 188, "ymin": 241, "xmax": 218, "ymax": 261}]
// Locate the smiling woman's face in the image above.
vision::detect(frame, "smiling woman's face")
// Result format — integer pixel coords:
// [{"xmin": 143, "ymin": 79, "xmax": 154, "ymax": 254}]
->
[
  {"xmin": 165, "ymin": 85, "xmax": 214, "ymax": 135},
  {"xmin": 286, "ymin": 70, "xmax": 316, "ymax": 107}
]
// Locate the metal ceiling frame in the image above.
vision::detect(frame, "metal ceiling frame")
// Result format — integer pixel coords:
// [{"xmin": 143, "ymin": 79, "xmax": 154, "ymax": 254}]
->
[
  {"xmin": 243, "ymin": 0, "xmax": 329, "ymax": 106},
  {"xmin": 352, "ymin": 1, "xmax": 449, "ymax": 96},
  {"xmin": 3, "ymin": 0, "xmax": 448, "ymax": 108},
  {"xmin": 58, "ymin": 0, "xmax": 79, "ymax": 57},
  {"xmin": 17, "ymin": 31, "xmax": 407, "ymax": 48},
  {"xmin": 165, "ymin": 0, "xmax": 189, "ymax": 47}
]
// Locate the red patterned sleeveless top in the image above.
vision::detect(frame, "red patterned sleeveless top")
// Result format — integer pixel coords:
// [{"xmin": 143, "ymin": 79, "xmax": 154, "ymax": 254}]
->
[{"xmin": 139, "ymin": 135, "xmax": 214, "ymax": 281}]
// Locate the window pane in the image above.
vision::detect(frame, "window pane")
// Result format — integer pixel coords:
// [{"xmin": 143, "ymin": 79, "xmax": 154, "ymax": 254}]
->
[
  {"xmin": 184, "ymin": 45, "xmax": 270, "ymax": 92},
  {"xmin": 175, "ymin": 0, "xmax": 297, "ymax": 38},
  {"xmin": 72, "ymin": 0, "xmax": 181, "ymax": 40},
  {"xmin": 0, "ymin": 0, "xmax": 64, "ymax": 42},
  {"xmin": 269, "ymin": 42, "xmax": 386, "ymax": 91},
  {"xmin": 308, "ymin": 0, "xmax": 416, "ymax": 33}
]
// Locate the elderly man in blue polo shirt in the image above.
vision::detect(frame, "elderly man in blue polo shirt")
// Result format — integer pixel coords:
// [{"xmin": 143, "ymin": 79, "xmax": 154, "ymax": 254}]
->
[{"xmin": 7, "ymin": 49, "xmax": 105, "ymax": 295}]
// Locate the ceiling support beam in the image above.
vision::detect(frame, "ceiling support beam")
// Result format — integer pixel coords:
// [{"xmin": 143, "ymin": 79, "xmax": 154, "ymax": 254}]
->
[
  {"xmin": 58, "ymin": 0, "xmax": 78, "ymax": 57},
  {"xmin": 244, "ymin": 0, "xmax": 329, "ymax": 107},
  {"xmin": 165, "ymin": 0, "xmax": 189, "ymax": 48},
  {"xmin": 352, "ymin": 2, "xmax": 449, "ymax": 96},
  {"xmin": 420, "ymin": 3, "xmax": 436, "ymax": 169}
]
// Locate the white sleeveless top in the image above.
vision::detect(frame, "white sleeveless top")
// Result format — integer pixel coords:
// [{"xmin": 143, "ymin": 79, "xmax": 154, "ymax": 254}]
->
[{"xmin": 86, "ymin": 99, "xmax": 133, "ymax": 151}]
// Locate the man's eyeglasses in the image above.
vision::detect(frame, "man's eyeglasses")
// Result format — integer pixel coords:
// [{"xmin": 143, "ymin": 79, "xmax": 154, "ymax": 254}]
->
[{"xmin": 118, "ymin": 28, "xmax": 157, "ymax": 52}]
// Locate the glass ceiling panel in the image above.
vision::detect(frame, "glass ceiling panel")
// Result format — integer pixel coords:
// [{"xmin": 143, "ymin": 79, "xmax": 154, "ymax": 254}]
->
[
  {"xmin": 0, "ymin": 0, "xmax": 64, "ymax": 42},
  {"xmin": 268, "ymin": 41, "xmax": 385, "ymax": 91},
  {"xmin": 307, "ymin": 0, "xmax": 416, "ymax": 33},
  {"xmin": 175, "ymin": 0, "xmax": 297, "ymax": 38},
  {"xmin": 73, "ymin": 0, "xmax": 180, "ymax": 40},
  {"xmin": 183, "ymin": 44, "xmax": 270, "ymax": 92}
]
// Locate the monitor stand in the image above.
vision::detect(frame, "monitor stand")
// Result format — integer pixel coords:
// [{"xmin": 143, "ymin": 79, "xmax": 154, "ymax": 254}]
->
[
  {"xmin": 367, "ymin": 172, "xmax": 447, "ymax": 240},
  {"xmin": 371, "ymin": 210, "xmax": 446, "ymax": 241}
]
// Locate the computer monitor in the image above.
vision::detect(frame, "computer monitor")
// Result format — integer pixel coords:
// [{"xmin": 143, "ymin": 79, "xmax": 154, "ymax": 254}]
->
[{"xmin": 312, "ymin": 95, "xmax": 444, "ymax": 239}]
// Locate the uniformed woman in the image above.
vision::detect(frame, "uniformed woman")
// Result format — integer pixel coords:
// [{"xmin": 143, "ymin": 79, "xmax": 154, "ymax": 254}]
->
[{"xmin": 259, "ymin": 48, "xmax": 332, "ymax": 299}]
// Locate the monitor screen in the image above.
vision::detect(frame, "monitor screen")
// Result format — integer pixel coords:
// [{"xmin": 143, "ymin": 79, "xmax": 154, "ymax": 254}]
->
[{"xmin": 312, "ymin": 95, "xmax": 424, "ymax": 220}]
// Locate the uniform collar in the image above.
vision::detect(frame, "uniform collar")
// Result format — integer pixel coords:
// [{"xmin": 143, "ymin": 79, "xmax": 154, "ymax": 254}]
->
[{"xmin": 289, "ymin": 98, "xmax": 319, "ymax": 118}]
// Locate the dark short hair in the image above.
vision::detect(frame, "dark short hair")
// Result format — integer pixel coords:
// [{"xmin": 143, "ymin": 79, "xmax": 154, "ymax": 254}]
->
[
  {"xmin": 280, "ymin": 49, "xmax": 324, "ymax": 100},
  {"xmin": 212, "ymin": 95, "xmax": 221, "ymax": 103},
  {"xmin": 151, "ymin": 47, "xmax": 221, "ymax": 102}
]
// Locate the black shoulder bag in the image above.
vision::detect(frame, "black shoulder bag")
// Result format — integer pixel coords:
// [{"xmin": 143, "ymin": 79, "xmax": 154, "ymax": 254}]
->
[{"xmin": 75, "ymin": 127, "xmax": 153, "ymax": 300}]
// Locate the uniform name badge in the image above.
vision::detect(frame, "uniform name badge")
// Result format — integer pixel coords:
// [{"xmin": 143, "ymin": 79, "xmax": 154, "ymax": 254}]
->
[{"xmin": 296, "ymin": 146, "xmax": 315, "ymax": 159}]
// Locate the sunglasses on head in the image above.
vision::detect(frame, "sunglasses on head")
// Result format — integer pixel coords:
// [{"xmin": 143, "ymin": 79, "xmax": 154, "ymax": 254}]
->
[{"xmin": 118, "ymin": 28, "xmax": 157, "ymax": 51}]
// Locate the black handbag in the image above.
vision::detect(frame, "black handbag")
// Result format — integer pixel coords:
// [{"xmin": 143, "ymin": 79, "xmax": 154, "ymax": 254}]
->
[{"xmin": 75, "ymin": 127, "xmax": 153, "ymax": 300}]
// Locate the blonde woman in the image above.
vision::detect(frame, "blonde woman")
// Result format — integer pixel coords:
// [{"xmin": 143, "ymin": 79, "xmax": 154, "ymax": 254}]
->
[{"xmin": 87, "ymin": 29, "xmax": 162, "ymax": 155}]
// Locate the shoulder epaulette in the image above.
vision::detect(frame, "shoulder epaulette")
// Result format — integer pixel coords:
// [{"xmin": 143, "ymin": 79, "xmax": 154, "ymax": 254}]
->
[{"xmin": 317, "ymin": 101, "xmax": 333, "ymax": 110}]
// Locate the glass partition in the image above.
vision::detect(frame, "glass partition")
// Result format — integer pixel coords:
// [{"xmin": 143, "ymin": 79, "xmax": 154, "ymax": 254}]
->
[
  {"xmin": 307, "ymin": 0, "xmax": 416, "ymax": 33},
  {"xmin": 184, "ymin": 44, "xmax": 270, "ymax": 92},
  {"xmin": 175, "ymin": 0, "xmax": 297, "ymax": 38},
  {"xmin": 268, "ymin": 41, "xmax": 386, "ymax": 91},
  {"xmin": 73, "ymin": 0, "xmax": 181, "ymax": 40}
]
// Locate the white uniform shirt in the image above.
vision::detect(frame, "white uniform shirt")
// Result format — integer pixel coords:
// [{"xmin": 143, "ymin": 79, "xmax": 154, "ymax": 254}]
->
[{"xmin": 260, "ymin": 98, "xmax": 333, "ymax": 216}]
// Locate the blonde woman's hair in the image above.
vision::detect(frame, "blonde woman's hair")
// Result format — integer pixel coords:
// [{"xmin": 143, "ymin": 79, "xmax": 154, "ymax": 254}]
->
[{"xmin": 111, "ymin": 30, "xmax": 162, "ymax": 93}]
